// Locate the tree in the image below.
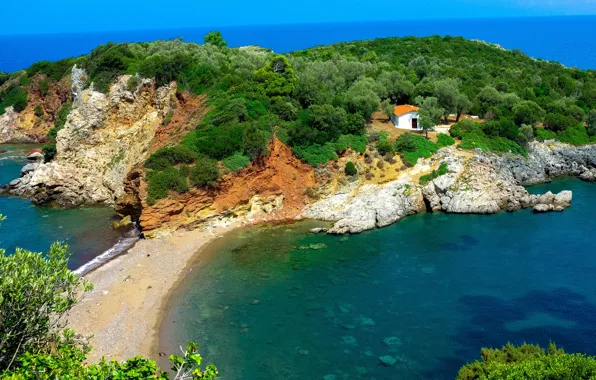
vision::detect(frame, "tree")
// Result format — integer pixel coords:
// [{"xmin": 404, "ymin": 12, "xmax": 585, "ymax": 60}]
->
[
  {"xmin": 543, "ymin": 112, "xmax": 576, "ymax": 132},
  {"xmin": 476, "ymin": 86, "xmax": 503, "ymax": 117},
  {"xmin": 380, "ymin": 99, "xmax": 394, "ymax": 120},
  {"xmin": 378, "ymin": 71, "xmax": 414, "ymax": 104},
  {"xmin": 343, "ymin": 77, "xmax": 382, "ymax": 119},
  {"xmin": 345, "ymin": 161, "xmax": 357, "ymax": 176},
  {"xmin": 416, "ymin": 96, "xmax": 444, "ymax": 139},
  {"xmin": 455, "ymin": 93, "xmax": 472, "ymax": 122},
  {"xmin": 375, "ymin": 137, "xmax": 394, "ymax": 155},
  {"xmin": 512, "ymin": 100, "xmax": 546, "ymax": 126},
  {"xmin": 433, "ymin": 79, "xmax": 460, "ymax": 122},
  {"xmin": 254, "ymin": 56, "xmax": 297, "ymax": 97},
  {"xmin": 0, "ymin": 241, "xmax": 92, "ymax": 371},
  {"xmin": 203, "ymin": 31, "xmax": 227, "ymax": 47},
  {"xmin": 587, "ymin": 110, "xmax": 596, "ymax": 136}
]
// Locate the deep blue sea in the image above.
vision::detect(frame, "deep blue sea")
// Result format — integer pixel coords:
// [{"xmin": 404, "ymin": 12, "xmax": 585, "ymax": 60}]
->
[
  {"xmin": 1, "ymin": 16, "xmax": 596, "ymax": 73},
  {"xmin": 160, "ymin": 179, "xmax": 596, "ymax": 379}
]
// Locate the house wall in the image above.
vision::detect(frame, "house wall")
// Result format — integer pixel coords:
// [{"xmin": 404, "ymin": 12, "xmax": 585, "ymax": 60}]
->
[{"xmin": 393, "ymin": 112, "xmax": 421, "ymax": 130}]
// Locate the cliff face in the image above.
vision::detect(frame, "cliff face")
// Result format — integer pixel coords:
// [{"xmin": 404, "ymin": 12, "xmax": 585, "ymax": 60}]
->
[
  {"xmin": 128, "ymin": 138, "xmax": 316, "ymax": 237},
  {"xmin": 8, "ymin": 74, "xmax": 176, "ymax": 207},
  {"xmin": 0, "ymin": 75, "xmax": 72, "ymax": 143}
]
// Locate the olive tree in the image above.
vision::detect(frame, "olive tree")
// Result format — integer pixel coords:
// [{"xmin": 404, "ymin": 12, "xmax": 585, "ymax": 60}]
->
[
  {"xmin": 587, "ymin": 110, "xmax": 596, "ymax": 136},
  {"xmin": 416, "ymin": 96, "xmax": 444, "ymax": 139}
]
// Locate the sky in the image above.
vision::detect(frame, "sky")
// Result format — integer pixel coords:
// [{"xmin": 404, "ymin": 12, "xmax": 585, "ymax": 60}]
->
[{"xmin": 1, "ymin": 0, "xmax": 595, "ymax": 35}]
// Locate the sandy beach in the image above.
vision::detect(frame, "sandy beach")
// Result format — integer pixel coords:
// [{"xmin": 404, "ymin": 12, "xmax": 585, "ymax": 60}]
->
[{"xmin": 67, "ymin": 220, "xmax": 241, "ymax": 363}]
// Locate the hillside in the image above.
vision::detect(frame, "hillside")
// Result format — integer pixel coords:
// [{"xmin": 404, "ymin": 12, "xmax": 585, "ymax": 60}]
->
[{"xmin": 2, "ymin": 32, "xmax": 596, "ymax": 233}]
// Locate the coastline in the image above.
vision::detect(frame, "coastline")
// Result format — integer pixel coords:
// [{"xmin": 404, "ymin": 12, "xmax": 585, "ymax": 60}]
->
[{"xmin": 67, "ymin": 219, "xmax": 243, "ymax": 363}]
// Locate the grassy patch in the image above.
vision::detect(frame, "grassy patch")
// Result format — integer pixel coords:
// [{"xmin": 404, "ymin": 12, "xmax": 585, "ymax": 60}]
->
[
  {"xmin": 459, "ymin": 132, "xmax": 526, "ymax": 156},
  {"xmin": 395, "ymin": 133, "xmax": 438, "ymax": 166},
  {"xmin": 534, "ymin": 127, "xmax": 557, "ymax": 141},
  {"xmin": 293, "ymin": 143, "xmax": 338, "ymax": 166},
  {"xmin": 334, "ymin": 134, "xmax": 367, "ymax": 154},
  {"xmin": 419, "ymin": 162, "xmax": 449, "ymax": 185},
  {"xmin": 436, "ymin": 133, "xmax": 455, "ymax": 147},
  {"xmin": 223, "ymin": 153, "xmax": 251, "ymax": 172},
  {"xmin": 556, "ymin": 124, "xmax": 596, "ymax": 146}
]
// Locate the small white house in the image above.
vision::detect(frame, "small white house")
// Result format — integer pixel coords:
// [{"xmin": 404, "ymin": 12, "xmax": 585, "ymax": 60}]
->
[{"xmin": 391, "ymin": 105, "xmax": 421, "ymax": 130}]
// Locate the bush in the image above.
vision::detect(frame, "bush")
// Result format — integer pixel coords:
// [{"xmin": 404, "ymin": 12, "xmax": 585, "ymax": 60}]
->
[
  {"xmin": 34, "ymin": 105, "xmax": 44, "ymax": 117},
  {"xmin": 0, "ymin": 83, "xmax": 28, "ymax": 114},
  {"xmin": 126, "ymin": 75, "xmax": 140, "ymax": 92},
  {"xmin": 223, "ymin": 152, "xmax": 251, "ymax": 172},
  {"xmin": 42, "ymin": 143, "xmax": 57, "ymax": 161},
  {"xmin": 450, "ymin": 120, "xmax": 481, "ymax": 139},
  {"xmin": 436, "ymin": 133, "xmax": 455, "ymax": 147},
  {"xmin": 419, "ymin": 162, "xmax": 449, "ymax": 185},
  {"xmin": 243, "ymin": 124, "xmax": 270, "ymax": 160},
  {"xmin": 190, "ymin": 157, "xmax": 220, "ymax": 188},
  {"xmin": 293, "ymin": 143, "xmax": 338, "ymax": 167},
  {"xmin": 46, "ymin": 101, "xmax": 73, "ymax": 146},
  {"xmin": 395, "ymin": 133, "xmax": 438, "ymax": 166},
  {"xmin": 557, "ymin": 124, "xmax": 593, "ymax": 146},
  {"xmin": 334, "ymin": 134, "xmax": 367, "ymax": 154},
  {"xmin": 345, "ymin": 161, "xmax": 358, "ymax": 176},
  {"xmin": 459, "ymin": 132, "xmax": 526, "ymax": 155},
  {"xmin": 534, "ymin": 127, "xmax": 557, "ymax": 141},
  {"xmin": 544, "ymin": 112, "xmax": 577, "ymax": 132},
  {"xmin": 162, "ymin": 110, "xmax": 174, "ymax": 127},
  {"xmin": 146, "ymin": 166, "xmax": 189, "ymax": 202},
  {"xmin": 375, "ymin": 138, "xmax": 394, "ymax": 155},
  {"xmin": 145, "ymin": 146, "xmax": 198, "ymax": 170},
  {"xmin": 0, "ymin": 242, "xmax": 92, "ymax": 370},
  {"xmin": 457, "ymin": 343, "xmax": 596, "ymax": 380}
]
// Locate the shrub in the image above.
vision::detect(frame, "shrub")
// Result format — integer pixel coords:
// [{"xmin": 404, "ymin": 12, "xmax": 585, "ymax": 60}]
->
[
  {"xmin": 345, "ymin": 161, "xmax": 358, "ymax": 176},
  {"xmin": 450, "ymin": 119, "xmax": 481, "ymax": 139},
  {"xmin": 223, "ymin": 152, "xmax": 250, "ymax": 172},
  {"xmin": 375, "ymin": 138, "xmax": 394, "ymax": 155},
  {"xmin": 34, "ymin": 105, "xmax": 44, "ymax": 117},
  {"xmin": 436, "ymin": 133, "xmax": 455, "ymax": 147},
  {"xmin": 126, "ymin": 75, "xmax": 140, "ymax": 92},
  {"xmin": 146, "ymin": 166, "xmax": 189, "ymax": 202},
  {"xmin": 293, "ymin": 143, "xmax": 338, "ymax": 167},
  {"xmin": 0, "ymin": 242, "xmax": 92, "ymax": 370},
  {"xmin": 419, "ymin": 162, "xmax": 449, "ymax": 185},
  {"xmin": 459, "ymin": 132, "xmax": 526, "ymax": 155},
  {"xmin": 190, "ymin": 157, "xmax": 220, "ymax": 188},
  {"xmin": 557, "ymin": 124, "xmax": 592, "ymax": 146},
  {"xmin": 145, "ymin": 146, "xmax": 197, "ymax": 170},
  {"xmin": 46, "ymin": 101, "xmax": 73, "ymax": 142},
  {"xmin": 243, "ymin": 124, "xmax": 270, "ymax": 160},
  {"xmin": 27, "ymin": 58, "xmax": 76, "ymax": 81},
  {"xmin": 334, "ymin": 134, "xmax": 366, "ymax": 154},
  {"xmin": 162, "ymin": 110, "xmax": 174, "ymax": 126},
  {"xmin": 457, "ymin": 343, "xmax": 596, "ymax": 380},
  {"xmin": 534, "ymin": 127, "xmax": 557, "ymax": 141},
  {"xmin": 42, "ymin": 143, "xmax": 57, "ymax": 161},
  {"xmin": 395, "ymin": 133, "xmax": 438, "ymax": 166},
  {"xmin": 544, "ymin": 112, "xmax": 577, "ymax": 132},
  {"xmin": 0, "ymin": 83, "xmax": 28, "ymax": 114}
]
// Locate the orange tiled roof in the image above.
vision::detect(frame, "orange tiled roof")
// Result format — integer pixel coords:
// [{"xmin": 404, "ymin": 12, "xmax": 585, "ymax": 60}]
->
[{"xmin": 393, "ymin": 105, "xmax": 419, "ymax": 117}]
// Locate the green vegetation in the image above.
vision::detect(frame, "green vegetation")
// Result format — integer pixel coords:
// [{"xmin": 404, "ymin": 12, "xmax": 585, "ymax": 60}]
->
[
  {"xmin": 344, "ymin": 161, "xmax": 357, "ymax": 176},
  {"xmin": 334, "ymin": 134, "xmax": 367, "ymax": 154},
  {"xmin": 535, "ymin": 127, "xmax": 557, "ymax": 141},
  {"xmin": 436, "ymin": 133, "xmax": 455, "ymax": 147},
  {"xmin": 293, "ymin": 143, "xmax": 338, "ymax": 167},
  {"xmin": 557, "ymin": 124, "xmax": 596, "ymax": 146},
  {"xmin": 145, "ymin": 146, "xmax": 198, "ymax": 171},
  {"xmin": 204, "ymin": 31, "xmax": 227, "ymax": 48},
  {"xmin": 42, "ymin": 101, "xmax": 73, "ymax": 161},
  {"xmin": 146, "ymin": 166, "xmax": 189, "ymax": 204},
  {"xmin": 450, "ymin": 119, "xmax": 526, "ymax": 155},
  {"xmin": 223, "ymin": 152, "xmax": 251, "ymax": 172},
  {"xmin": 375, "ymin": 136, "xmax": 394, "ymax": 155},
  {"xmin": 395, "ymin": 133, "xmax": 438, "ymax": 166},
  {"xmin": 457, "ymin": 343, "xmax": 596, "ymax": 380},
  {"xmin": 419, "ymin": 162, "xmax": 449, "ymax": 185},
  {"xmin": 189, "ymin": 157, "xmax": 220, "ymax": 188},
  {"xmin": 0, "ymin": 215, "xmax": 217, "ymax": 378},
  {"xmin": 33, "ymin": 104, "xmax": 44, "ymax": 117},
  {"xmin": 0, "ymin": 82, "xmax": 28, "ymax": 115}
]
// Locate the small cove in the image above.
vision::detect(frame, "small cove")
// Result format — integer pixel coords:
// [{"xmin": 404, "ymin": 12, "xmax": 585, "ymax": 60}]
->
[
  {"xmin": 0, "ymin": 144, "xmax": 129, "ymax": 269},
  {"xmin": 159, "ymin": 178, "xmax": 596, "ymax": 379}
]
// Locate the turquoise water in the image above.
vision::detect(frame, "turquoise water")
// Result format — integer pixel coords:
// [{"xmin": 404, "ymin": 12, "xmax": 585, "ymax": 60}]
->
[
  {"xmin": 160, "ymin": 179, "xmax": 596, "ymax": 379},
  {"xmin": 0, "ymin": 145, "xmax": 128, "ymax": 269}
]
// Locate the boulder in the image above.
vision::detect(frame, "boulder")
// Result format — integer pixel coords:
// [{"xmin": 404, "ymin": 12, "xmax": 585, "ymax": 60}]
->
[
  {"xmin": 20, "ymin": 163, "xmax": 38, "ymax": 177},
  {"xmin": 27, "ymin": 152, "xmax": 44, "ymax": 161},
  {"xmin": 533, "ymin": 204, "xmax": 554, "ymax": 213}
]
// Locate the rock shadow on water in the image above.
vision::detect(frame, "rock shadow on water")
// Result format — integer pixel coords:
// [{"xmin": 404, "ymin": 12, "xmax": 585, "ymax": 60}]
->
[{"xmin": 426, "ymin": 287, "xmax": 596, "ymax": 379}]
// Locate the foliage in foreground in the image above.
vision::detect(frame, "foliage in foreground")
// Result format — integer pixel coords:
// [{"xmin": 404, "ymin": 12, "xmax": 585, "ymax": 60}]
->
[
  {"xmin": 457, "ymin": 343, "xmax": 596, "ymax": 380},
  {"xmin": 0, "ymin": 215, "xmax": 218, "ymax": 379}
]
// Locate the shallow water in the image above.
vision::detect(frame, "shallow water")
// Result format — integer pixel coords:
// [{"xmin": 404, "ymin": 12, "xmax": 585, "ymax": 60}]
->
[
  {"xmin": 160, "ymin": 179, "xmax": 596, "ymax": 379},
  {"xmin": 0, "ymin": 144, "xmax": 129, "ymax": 269}
]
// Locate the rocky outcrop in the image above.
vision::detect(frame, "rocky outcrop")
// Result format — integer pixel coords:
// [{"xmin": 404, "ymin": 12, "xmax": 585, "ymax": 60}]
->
[
  {"xmin": 305, "ymin": 142, "xmax": 581, "ymax": 235},
  {"xmin": 499, "ymin": 141, "xmax": 596, "ymax": 185},
  {"xmin": 7, "ymin": 72, "xmax": 176, "ymax": 207},
  {"xmin": 302, "ymin": 180, "xmax": 425, "ymax": 234},
  {"xmin": 0, "ymin": 107, "xmax": 37, "ymax": 143}
]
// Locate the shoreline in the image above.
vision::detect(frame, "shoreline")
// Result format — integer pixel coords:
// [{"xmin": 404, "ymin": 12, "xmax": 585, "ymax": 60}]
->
[{"xmin": 67, "ymin": 219, "xmax": 243, "ymax": 362}]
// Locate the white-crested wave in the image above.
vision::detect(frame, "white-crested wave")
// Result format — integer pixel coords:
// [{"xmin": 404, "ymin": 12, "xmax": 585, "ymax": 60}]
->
[{"xmin": 74, "ymin": 228, "xmax": 140, "ymax": 277}]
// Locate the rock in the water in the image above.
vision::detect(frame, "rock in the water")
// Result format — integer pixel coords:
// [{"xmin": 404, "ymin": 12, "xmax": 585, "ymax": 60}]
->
[
  {"xmin": 310, "ymin": 227, "xmax": 327, "ymax": 234},
  {"xmin": 533, "ymin": 204, "xmax": 554, "ymax": 213},
  {"xmin": 112, "ymin": 215, "xmax": 132, "ymax": 229},
  {"xmin": 379, "ymin": 355, "xmax": 397, "ymax": 366},
  {"xmin": 27, "ymin": 152, "xmax": 44, "ymax": 161},
  {"xmin": 383, "ymin": 337, "xmax": 402, "ymax": 346},
  {"xmin": 580, "ymin": 169, "xmax": 596, "ymax": 182},
  {"xmin": 20, "ymin": 163, "xmax": 38, "ymax": 177}
]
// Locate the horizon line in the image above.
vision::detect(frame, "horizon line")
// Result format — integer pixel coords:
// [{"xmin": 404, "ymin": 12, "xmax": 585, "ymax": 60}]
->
[{"xmin": 1, "ymin": 14, "xmax": 594, "ymax": 38}]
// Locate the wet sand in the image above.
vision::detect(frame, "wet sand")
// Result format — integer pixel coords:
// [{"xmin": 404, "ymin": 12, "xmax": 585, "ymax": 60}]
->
[{"xmin": 67, "ymin": 220, "xmax": 241, "ymax": 362}]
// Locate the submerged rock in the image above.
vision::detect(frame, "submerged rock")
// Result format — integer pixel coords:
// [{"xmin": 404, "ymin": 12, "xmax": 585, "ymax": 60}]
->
[
  {"xmin": 383, "ymin": 337, "xmax": 402, "ymax": 346},
  {"xmin": 379, "ymin": 355, "xmax": 397, "ymax": 366}
]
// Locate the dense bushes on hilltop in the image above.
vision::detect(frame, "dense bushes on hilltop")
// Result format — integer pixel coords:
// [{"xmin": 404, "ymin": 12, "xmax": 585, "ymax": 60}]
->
[
  {"xmin": 457, "ymin": 343, "xmax": 596, "ymax": 379},
  {"xmin": 5, "ymin": 32, "xmax": 596, "ymax": 202}
]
